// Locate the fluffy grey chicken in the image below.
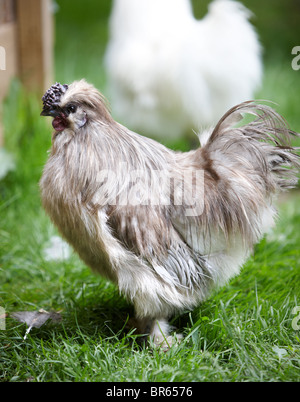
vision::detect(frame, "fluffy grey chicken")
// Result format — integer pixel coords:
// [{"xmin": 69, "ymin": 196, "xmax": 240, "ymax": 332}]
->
[{"xmin": 40, "ymin": 80, "xmax": 299, "ymax": 347}]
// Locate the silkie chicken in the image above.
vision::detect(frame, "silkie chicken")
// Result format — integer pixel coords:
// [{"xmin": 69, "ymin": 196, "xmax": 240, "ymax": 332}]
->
[
  {"xmin": 40, "ymin": 80, "xmax": 299, "ymax": 348},
  {"xmin": 104, "ymin": 0, "xmax": 262, "ymax": 141}
]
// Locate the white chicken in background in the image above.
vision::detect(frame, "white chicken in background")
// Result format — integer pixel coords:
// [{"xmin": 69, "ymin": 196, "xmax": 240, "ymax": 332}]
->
[{"xmin": 104, "ymin": 0, "xmax": 263, "ymax": 141}]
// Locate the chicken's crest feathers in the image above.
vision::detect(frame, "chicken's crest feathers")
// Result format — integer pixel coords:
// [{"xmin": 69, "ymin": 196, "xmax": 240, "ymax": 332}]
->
[
  {"xmin": 60, "ymin": 80, "xmax": 113, "ymax": 122},
  {"xmin": 42, "ymin": 82, "xmax": 69, "ymax": 110}
]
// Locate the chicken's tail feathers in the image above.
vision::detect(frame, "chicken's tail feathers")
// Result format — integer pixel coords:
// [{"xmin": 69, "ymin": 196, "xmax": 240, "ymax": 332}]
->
[
  {"xmin": 203, "ymin": 100, "xmax": 300, "ymax": 191},
  {"xmin": 209, "ymin": 100, "xmax": 292, "ymax": 141},
  {"xmin": 207, "ymin": 0, "xmax": 253, "ymax": 22}
]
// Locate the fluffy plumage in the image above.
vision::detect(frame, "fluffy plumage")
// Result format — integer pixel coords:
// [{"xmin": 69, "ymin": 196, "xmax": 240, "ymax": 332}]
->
[
  {"xmin": 104, "ymin": 0, "xmax": 263, "ymax": 140},
  {"xmin": 40, "ymin": 80, "xmax": 299, "ymax": 347}
]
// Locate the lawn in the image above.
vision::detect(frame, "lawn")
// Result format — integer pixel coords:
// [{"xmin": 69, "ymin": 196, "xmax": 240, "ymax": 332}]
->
[{"xmin": 0, "ymin": 1, "xmax": 299, "ymax": 382}]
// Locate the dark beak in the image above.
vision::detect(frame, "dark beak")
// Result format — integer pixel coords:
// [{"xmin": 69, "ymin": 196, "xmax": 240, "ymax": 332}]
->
[{"xmin": 40, "ymin": 106, "xmax": 61, "ymax": 117}]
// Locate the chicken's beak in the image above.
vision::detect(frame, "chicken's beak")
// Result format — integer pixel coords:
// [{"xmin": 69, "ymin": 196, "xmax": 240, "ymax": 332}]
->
[{"xmin": 40, "ymin": 107, "xmax": 61, "ymax": 117}]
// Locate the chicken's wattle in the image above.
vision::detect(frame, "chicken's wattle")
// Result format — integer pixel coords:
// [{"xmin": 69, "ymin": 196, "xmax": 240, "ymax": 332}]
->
[{"xmin": 52, "ymin": 116, "xmax": 67, "ymax": 132}]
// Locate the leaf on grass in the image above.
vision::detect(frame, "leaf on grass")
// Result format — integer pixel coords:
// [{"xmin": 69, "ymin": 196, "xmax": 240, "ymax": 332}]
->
[{"xmin": 11, "ymin": 309, "xmax": 62, "ymax": 340}]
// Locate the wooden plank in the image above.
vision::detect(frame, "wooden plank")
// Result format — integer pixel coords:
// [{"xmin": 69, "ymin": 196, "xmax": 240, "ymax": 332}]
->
[
  {"xmin": 0, "ymin": 21, "xmax": 18, "ymax": 146},
  {"xmin": 0, "ymin": 22, "xmax": 18, "ymax": 101},
  {"xmin": 0, "ymin": 0, "xmax": 16, "ymax": 24},
  {"xmin": 0, "ymin": 0, "xmax": 54, "ymax": 145},
  {"xmin": 16, "ymin": 0, "xmax": 53, "ymax": 94}
]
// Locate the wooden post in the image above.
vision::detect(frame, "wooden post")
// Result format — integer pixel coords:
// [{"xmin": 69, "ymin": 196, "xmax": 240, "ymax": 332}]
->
[
  {"xmin": 0, "ymin": 0, "xmax": 53, "ymax": 145},
  {"xmin": 16, "ymin": 0, "xmax": 54, "ymax": 94},
  {"xmin": 0, "ymin": 0, "xmax": 18, "ymax": 146}
]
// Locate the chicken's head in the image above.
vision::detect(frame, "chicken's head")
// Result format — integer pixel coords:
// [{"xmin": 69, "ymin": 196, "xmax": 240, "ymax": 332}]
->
[{"xmin": 41, "ymin": 80, "xmax": 112, "ymax": 132}]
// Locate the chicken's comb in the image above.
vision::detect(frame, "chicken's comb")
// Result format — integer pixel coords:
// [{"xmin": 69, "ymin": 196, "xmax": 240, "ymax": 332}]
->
[{"xmin": 42, "ymin": 82, "xmax": 69, "ymax": 109}]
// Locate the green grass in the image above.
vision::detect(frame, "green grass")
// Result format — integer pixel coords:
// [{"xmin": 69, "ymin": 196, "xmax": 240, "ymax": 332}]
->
[{"xmin": 1, "ymin": 1, "xmax": 300, "ymax": 382}]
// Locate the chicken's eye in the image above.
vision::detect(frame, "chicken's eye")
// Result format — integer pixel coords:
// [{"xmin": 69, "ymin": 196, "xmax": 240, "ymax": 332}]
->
[{"xmin": 66, "ymin": 104, "xmax": 77, "ymax": 115}]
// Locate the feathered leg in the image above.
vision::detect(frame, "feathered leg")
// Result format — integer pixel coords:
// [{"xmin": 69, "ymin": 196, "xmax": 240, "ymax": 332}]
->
[{"xmin": 132, "ymin": 316, "xmax": 183, "ymax": 349}]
